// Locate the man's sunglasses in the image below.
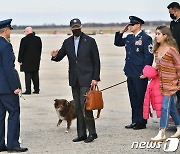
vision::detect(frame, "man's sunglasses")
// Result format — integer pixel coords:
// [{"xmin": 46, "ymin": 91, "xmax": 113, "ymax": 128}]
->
[{"xmin": 129, "ymin": 23, "xmax": 139, "ymax": 26}]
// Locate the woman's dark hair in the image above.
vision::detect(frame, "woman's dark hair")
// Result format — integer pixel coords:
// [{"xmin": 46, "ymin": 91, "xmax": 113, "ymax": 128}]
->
[{"xmin": 153, "ymin": 26, "xmax": 178, "ymax": 53}]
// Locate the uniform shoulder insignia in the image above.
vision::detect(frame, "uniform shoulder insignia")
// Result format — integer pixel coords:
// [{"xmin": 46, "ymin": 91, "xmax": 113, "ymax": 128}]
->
[{"xmin": 148, "ymin": 44, "xmax": 153, "ymax": 54}]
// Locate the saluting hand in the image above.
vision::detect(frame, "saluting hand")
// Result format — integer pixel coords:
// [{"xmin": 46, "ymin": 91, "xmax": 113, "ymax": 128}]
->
[
  {"xmin": 51, "ymin": 50, "xmax": 58, "ymax": 57},
  {"xmin": 121, "ymin": 24, "xmax": 129, "ymax": 33}
]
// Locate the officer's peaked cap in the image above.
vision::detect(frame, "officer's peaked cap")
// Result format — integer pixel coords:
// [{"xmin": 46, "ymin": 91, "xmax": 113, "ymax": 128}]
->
[
  {"xmin": 70, "ymin": 18, "xmax": 81, "ymax": 28},
  {"xmin": 0, "ymin": 19, "xmax": 13, "ymax": 30},
  {"xmin": 129, "ymin": 16, "xmax": 145, "ymax": 25}
]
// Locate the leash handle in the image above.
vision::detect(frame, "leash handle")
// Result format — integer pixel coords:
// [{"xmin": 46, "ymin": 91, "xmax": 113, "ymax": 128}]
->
[{"xmin": 100, "ymin": 80, "xmax": 127, "ymax": 92}]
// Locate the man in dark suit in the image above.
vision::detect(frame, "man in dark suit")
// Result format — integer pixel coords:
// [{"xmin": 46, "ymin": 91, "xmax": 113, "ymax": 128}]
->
[
  {"xmin": 167, "ymin": 2, "xmax": 180, "ymax": 110},
  {"xmin": 51, "ymin": 18, "xmax": 100, "ymax": 143},
  {"xmin": 0, "ymin": 19, "xmax": 28, "ymax": 152},
  {"xmin": 167, "ymin": 2, "xmax": 180, "ymax": 51},
  {"xmin": 18, "ymin": 27, "xmax": 42, "ymax": 94},
  {"xmin": 114, "ymin": 16, "xmax": 154, "ymax": 130}
]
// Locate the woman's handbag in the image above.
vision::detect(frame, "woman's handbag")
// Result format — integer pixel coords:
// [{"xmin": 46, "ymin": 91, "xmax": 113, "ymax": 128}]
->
[{"xmin": 84, "ymin": 85, "xmax": 104, "ymax": 119}]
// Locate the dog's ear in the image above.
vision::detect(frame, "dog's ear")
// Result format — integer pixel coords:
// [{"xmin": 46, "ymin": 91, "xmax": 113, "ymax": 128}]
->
[{"xmin": 54, "ymin": 99, "xmax": 57, "ymax": 102}]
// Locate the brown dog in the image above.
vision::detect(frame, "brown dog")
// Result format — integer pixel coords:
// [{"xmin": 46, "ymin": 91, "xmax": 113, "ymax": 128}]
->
[{"xmin": 54, "ymin": 99, "xmax": 76, "ymax": 133}]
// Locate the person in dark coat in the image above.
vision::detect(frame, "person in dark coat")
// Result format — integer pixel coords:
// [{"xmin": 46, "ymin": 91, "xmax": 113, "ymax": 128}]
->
[
  {"xmin": 167, "ymin": 2, "xmax": 180, "ymax": 111},
  {"xmin": 18, "ymin": 27, "xmax": 42, "ymax": 94},
  {"xmin": 0, "ymin": 19, "xmax": 28, "ymax": 152},
  {"xmin": 51, "ymin": 18, "xmax": 100, "ymax": 143},
  {"xmin": 114, "ymin": 16, "xmax": 154, "ymax": 130},
  {"xmin": 167, "ymin": 2, "xmax": 180, "ymax": 52}
]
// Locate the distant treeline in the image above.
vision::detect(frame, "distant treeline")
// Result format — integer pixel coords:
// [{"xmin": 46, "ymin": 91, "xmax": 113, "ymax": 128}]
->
[{"xmin": 13, "ymin": 21, "xmax": 170, "ymax": 29}]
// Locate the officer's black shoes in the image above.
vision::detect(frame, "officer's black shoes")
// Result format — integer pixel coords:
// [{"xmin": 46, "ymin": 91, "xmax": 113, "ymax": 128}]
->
[
  {"xmin": 84, "ymin": 133, "xmax": 98, "ymax": 143},
  {"xmin": 0, "ymin": 146, "xmax": 7, "ymax": 152},
  {"xmin": 7, "ymin": 147, "xmax": 28, "ymax": 152},
  {"xmin": 133, "ymin": 124, "xmax": 146, "ymax": 130},
  {"xmin": 22, "ymin": 91, "xmax": 31, "ymax": 95},
  {"xmin": 125, "ymin": 123, "xmax": 146, "ymax": 130},
  {"xmin": 92, "ymin": 133, "xmax": 98, "ymax": 139},
  {"xmin": 125, "ymin": 123, "xmax": 137, "ymax": 129},
  {"xmin": 23, "ymin": 90, "xmax": 40, "ymax": 94},
  {"xmin": 72, "ymin": 135, "xmax": 87, "ymax": 142},
  {"xmin": 33, "ymin": 91, "xmax": 39, "ymax": 94}
]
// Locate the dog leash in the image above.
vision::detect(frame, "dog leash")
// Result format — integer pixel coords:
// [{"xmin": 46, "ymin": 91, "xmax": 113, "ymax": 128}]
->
[
  {"xmin": 19, "ymin": 90, "xmax": 26, "ymax": 100},
  {"xmin": 100, "ymin": 80, "xmax": 127, "ymax": 92}
]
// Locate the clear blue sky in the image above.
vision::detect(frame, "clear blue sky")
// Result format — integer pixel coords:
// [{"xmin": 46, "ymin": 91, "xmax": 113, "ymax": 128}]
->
[{"xmin": 0, "ymin": 0, "xmax": 178, "ymax": 25}]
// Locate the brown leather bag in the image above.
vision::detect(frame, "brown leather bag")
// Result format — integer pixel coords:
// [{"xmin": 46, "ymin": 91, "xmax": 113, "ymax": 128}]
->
[{"xmin": 84, "ymin": 85, "xmax": 104, "ymax": 119}]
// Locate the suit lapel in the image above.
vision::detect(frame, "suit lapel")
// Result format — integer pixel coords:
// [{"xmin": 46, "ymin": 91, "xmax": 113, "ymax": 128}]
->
[
  {"xmin": 77, "ymin": 33, "xmax": 86, "ymax": 57},
  {"xmin": 69, "ymin": 36, "xmax": 76, "ymax": 59}
]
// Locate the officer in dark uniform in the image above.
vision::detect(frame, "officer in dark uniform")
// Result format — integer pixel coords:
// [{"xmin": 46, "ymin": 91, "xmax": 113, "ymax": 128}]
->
[
  {"xmin": 114, "ymin": 16, "xmax": 154, "ymax": 130},
  {"xmin": 0, "ymin": 19, "xmax": 28, "ymax": 152}
]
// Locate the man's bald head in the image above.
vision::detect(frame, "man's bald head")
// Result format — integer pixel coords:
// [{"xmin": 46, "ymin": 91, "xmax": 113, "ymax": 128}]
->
[{"xmin": 24, "ymin": 27, "xmax": 33, "ymax": 35}]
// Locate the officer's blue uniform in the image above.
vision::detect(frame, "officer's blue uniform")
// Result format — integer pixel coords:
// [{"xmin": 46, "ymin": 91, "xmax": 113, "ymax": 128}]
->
[
  {"xmin": 114, "ymin": 16, "xmax": 154, "ymax": 126},
  {"xmin": 0, "ymin": 19, "xmax": 21, "ymax": 149}
]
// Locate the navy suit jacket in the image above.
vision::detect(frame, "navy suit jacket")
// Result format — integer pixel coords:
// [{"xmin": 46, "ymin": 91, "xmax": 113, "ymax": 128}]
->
[
  {"xmin": 51, "ymin": 32, "xmax": 100, "ymax": 87},
  {"xmin": 170, "ymin": 18, "xmax": 180, "ymax": 52},
  {"xmin": 0, "ymin": 37, "xmax": 19, "ymax": 94},
  {"xmin": 114, "ymin": 31, "xmax": 154, "ymax": 77}
]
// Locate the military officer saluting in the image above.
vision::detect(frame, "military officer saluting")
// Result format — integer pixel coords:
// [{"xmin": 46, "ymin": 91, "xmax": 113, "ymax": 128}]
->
[
  {"xmin": 0, "ymin": 19, "xmax": 28, "ymax": 152},
  {"xmin": 114, "ymin": 16, "xmax": 154, "ymax": 130}
]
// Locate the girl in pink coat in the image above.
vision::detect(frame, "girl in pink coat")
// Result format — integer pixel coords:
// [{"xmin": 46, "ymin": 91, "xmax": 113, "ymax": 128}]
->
[{"xmin": 143, "ymin": 65, "xmax": 162, "ymax": 120}]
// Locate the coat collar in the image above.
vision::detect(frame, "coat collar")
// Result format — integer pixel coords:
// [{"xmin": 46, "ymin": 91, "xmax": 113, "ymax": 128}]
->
[
  {"xmin": 173, "ymin": 17, "xmax": 180, "ymax": 23},
  {"xmin": 26, "ymin": 33, "xmax": 35, "ymax": 38},
  {"xmin": 135, "ymin": 30, "xmax": 144, "ymax": 38},
  {"xmin": 134, "ymin": 30, "xmax": 142, "ymax": 37},
  {"xmin": 0, "ymin": 36, "xmax": 10, "ymax": 42}
]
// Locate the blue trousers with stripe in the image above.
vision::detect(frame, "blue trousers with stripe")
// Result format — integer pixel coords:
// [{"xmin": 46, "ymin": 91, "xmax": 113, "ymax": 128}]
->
[
  {"xmin": 127, "ymin": 77, "xmax": 148, "ymax": 125},
  {"xmin": 0, "ymin": 94, "xmax": 20, "ymax": 149}
]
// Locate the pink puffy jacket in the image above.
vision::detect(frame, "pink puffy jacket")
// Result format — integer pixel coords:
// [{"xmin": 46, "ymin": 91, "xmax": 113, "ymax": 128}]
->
[{"xmin": 143, "ymin": 65, "xmax": 162, "ymax": 119}]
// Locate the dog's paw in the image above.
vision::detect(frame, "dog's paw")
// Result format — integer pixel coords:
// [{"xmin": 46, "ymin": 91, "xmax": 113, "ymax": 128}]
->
[
  {"xmin": 57, "ymin": 120, "xmax": 62, "ymax": 127},
  {"xmin": 65, "ymin": 130, "xmax": 69, "ymax": 133},
  {"xmin": 57, "ymin": 122, "xmax": 60, "ymax": 127}
]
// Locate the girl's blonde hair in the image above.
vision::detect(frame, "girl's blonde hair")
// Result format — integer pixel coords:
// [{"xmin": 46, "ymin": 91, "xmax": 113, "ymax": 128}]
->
[{"xmin": 153, "ymin": 26, "xmax": 178, "ymax": 53}]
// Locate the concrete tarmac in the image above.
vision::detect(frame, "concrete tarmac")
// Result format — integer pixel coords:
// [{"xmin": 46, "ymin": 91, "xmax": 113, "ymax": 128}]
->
[{"xmin": 3, "ymin": 34, "xmax": 179, "ymax": 154}]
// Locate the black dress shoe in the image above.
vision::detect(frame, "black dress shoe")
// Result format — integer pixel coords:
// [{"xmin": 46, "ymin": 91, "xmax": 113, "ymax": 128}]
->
[
  {"xmin": 22, "ymin": 91, "xmax": 31, "ymax": 95},
  {"xmin": 133, "ymin": 124, "xmax": 146, "ymax": 130},
  {"xmin": 33, "ymin": 91, "xmax": 39, "ymax": 94},
  {"xmin": 72, "ymin": 136, "xmax": 87, "ymax": 142},
  {"xmin": 125, "ymin": 123, "xmax": 137, "ymax": 129},
  {"xmin": 7, "ymin": 147, "xmax": 28, "ymax": 152},
  {"xmin": 92, "ymin": 133, "xmax": 98, "ymax": 139},
  {"xmin": 84, "ymin": 134, "xmax": 98, "ymax": 143},
  {"xmin": 0, "ymin": 146, "xmax": 7, "ymax": 152}
]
